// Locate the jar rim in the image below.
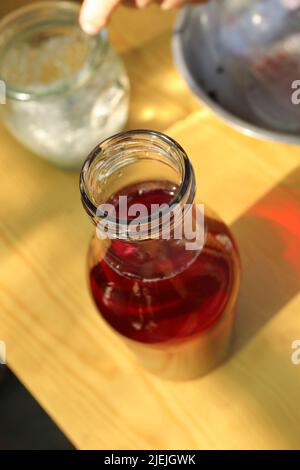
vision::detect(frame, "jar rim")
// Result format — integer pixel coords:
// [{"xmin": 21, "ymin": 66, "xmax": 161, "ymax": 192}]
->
[
  {"xmin": 0, "ymin": 1, "xmax": 107, "ymax": 101},
  {"xmin": 80, "ymin": 129, "xmax": 196, "ymax": 233}
]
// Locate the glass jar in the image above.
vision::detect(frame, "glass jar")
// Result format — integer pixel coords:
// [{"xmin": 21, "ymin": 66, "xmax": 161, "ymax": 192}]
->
[
  {"xmin": 0, "ymin": 1, "xmax": 129, "ymax": 170},
  {"xmin": 80, "ymin": 130, "xmax": 241, "ymax": 380}
]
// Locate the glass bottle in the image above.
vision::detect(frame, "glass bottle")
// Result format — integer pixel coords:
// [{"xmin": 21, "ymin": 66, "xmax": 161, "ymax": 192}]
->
[
  {"xmin": 0, "ymin": 1, "xmax": 129, "ymax": 170},
  {"xmin": 80, "ymin": 130, "xmax": 241, "ymax": 380}
]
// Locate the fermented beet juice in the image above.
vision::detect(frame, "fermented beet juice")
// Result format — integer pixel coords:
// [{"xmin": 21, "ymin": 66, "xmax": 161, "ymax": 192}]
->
[{"xmin": 80, "ymin": 131, "xmax": 240, "ymax": 379}]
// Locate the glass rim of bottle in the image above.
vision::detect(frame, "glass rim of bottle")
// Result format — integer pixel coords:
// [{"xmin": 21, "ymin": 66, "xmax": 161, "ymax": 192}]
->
[
  {"xmin": 80, "ymin": 129, "xmax": 197, "ymax": 235},
  {"xmin": 0, "ymin": 1, "xmax": 107, "ymax": 101}
]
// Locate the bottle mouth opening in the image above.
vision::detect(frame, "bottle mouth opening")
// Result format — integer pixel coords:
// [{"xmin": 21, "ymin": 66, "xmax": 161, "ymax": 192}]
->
[
  {"xmin": 80, "ymin": 129, "xmax": 196, "ymax": 236},
  {"xmin": 0, "ymin": 1, "xmax": 107, "ymax": 101}
]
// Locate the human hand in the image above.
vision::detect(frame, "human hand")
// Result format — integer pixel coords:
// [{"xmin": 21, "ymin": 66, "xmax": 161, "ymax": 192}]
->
[{"xmin": 80, "ymin": 0, "xmax": 208, "ymax": 35}]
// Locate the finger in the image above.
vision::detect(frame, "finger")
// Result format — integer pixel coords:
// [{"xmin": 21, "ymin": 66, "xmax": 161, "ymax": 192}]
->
[
  {"xmin": 135, "ymin": 0, "xmax": 152, "ymax": 7},
  {"xmin": 161, "ymin": 0, "xmax": 207, "ymax": 10},
  {"xmin": 79, "ymin": 0, "xmax": 120, "ymax": 34}
]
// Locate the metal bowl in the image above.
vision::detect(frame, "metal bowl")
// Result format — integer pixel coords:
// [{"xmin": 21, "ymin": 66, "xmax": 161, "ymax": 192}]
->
[{"xmin": 172, "ymin": 4, "xmax": 300, "ymax": 144}]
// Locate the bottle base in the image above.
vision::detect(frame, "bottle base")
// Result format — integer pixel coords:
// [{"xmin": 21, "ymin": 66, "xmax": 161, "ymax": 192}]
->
[{"xmin": 124, "ymin": 305, "xmax": 236, "ymax": 381}]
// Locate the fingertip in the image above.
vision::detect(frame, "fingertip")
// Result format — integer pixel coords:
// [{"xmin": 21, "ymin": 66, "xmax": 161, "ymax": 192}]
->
[
  {"xmin": 161, "ymin": 1, "xmax": 173, "ymax": 9},
  {"xmin": 79, "ymin": 0, "xmax": 106, "ymax": 35},
  {"xmin": 136, "ymin": 0, "xmax": 150, "ymax": 8},
  {"xmin": 79, "ymin": 18, "xmax": 100, "ymax": 35}
]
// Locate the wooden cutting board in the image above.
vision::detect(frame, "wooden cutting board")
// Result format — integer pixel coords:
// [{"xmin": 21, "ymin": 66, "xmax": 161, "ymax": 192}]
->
[{"xmin": 0, "ymin": 4, "xmax": 300, "ymax": 450}]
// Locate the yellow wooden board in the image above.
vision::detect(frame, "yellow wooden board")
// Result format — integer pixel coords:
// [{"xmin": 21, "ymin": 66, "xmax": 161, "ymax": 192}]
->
[
  {"xmin": 0, "ymin": 3, "xmax": 300, "ymax": 450},
  {"xmin": 110, "ymin": 7, "xmax": 199, "ymax": 130}
]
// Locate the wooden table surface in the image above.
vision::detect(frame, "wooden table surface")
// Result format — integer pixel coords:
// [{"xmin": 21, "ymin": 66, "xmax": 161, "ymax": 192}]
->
[{"xmin": 1, "ymin": 4, "xmax": 300, "ymax": 450}]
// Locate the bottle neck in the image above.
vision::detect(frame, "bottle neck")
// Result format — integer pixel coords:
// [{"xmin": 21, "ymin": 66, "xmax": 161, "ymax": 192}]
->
[{"xmin": 80, "ymin": 130, "xmax": 204, "ymax": 280}]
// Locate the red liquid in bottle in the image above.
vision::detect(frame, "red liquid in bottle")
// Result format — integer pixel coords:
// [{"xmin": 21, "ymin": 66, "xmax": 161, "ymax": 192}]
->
[{"xmin": 89, "ymin": 181, "xmax": 240, "ymax": 345}]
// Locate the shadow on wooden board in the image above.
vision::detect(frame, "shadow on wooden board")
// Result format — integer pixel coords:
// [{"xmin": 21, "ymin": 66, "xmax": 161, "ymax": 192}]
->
[{"xmin": 231, "ymin": 166, "xmax": 300, "ymax": 353}]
